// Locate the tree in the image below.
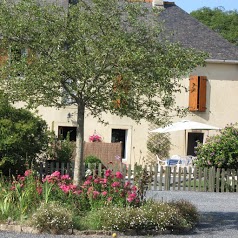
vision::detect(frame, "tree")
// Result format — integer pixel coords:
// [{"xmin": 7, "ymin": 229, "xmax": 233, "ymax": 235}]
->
[
  {"xmin": 0, "ymin": 94, "xmax": 49, "ymax": 176},
  {"xmin": 0, "ymin": 0, "xmax": 206, "ymax": 185},
  {"xmin": 191, "ymin": 7, "xmax": 238, "ymax": 46},
  {"xmin": 195, "ymin": 124, "xmax": 238, "ymax": 169}
]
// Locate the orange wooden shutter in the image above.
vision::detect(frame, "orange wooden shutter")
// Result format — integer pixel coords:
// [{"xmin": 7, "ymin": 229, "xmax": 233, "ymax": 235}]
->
[
  {"xmin": 198, "ymin": 76, "xmax": 207, "ymax": 111},
  {"xmin": 189, "ymin": 75, "xmax": 199, "ymax": 111}
]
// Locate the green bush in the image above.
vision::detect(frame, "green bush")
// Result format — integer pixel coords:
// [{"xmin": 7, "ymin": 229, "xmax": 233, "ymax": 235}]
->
[
  {"xmin": 169, "ymin": 199, "xmax": 199, "ymax": 227},
  {"xmin": 85, "ymin": 155, "xmax": 102, "ymax": 167},
  {"xmin": 195, "ymin": 124, "xmax": 238, "ymax": 169},
  {"xmin": 0, "ymin": 96, "xmax": 49, "ymax": 175},
  {"xmin": 31, "ymin": 201, "xmax": 73, "ymax": 234}
]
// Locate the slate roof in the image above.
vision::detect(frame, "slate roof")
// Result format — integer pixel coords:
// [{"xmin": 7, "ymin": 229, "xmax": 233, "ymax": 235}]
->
[{"xmin": 157, "ymin": 2, "xmax": 238, "ymax": 61}]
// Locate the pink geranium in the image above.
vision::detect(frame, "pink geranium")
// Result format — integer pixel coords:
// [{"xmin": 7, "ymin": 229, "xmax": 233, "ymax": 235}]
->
[
  {"xmin": 61, "ymin": 174, "xmax": 71, "ymax": 180},
  {"xmin": 115, "ymin": 171, "xmax": 123, "ymax": 179},
  {"xmin": 101, "ymin": 191, "xmax": 107, "ymax": 196},
  {"xmin": 93, "ymin": 190, "xmax": 100, "ymax": 198},
  {"xmin": 105, "ymin": 169, "xmax": 112, "ymax": 177},
  {"xmin": 24, "ymin": 169, "xmax": 32, "ymax": 177},
  {"xmin": 111, "ymin": 181, "xmax": 120, "ymax": 188},
  {"xmin": 127, "ymin": 192, "xmax": 137, "ymax": 202},
  {"xmin": 51, "ymin": 171, "xmax": 61, "ymax": 178}
]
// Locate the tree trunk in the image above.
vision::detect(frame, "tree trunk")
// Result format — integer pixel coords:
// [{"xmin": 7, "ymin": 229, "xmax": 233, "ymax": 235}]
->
[{"xmin": 73, "ymin": 101, "xmax": 85, "ymax": 186}]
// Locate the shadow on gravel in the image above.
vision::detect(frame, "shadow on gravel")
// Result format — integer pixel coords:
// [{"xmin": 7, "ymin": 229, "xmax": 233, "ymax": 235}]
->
[{"xmin": 198, "ymin": 212, "xmax": 238, "ymax": 231}]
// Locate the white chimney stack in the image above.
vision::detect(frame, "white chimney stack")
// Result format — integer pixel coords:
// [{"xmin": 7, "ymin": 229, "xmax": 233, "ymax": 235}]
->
[{"xmin": 152, "ymin": 0, "xmax": 164, "ymax": 8}]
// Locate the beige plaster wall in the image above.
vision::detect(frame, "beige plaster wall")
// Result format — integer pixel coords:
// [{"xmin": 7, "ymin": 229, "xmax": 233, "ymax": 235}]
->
[
  {"xmin": 29, "ymin": 105, "xmax": 149, "ymax": 166},
  {"xmin": 14, "ymin": 62, "xmax": 238, "ymax": 164},
  {"xmin": 168, "ymin": 62, "xmax": 238, "ymax": 156}
]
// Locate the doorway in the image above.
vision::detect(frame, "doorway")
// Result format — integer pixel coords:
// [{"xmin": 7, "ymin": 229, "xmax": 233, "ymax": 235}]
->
[
  {"xmin": 111, "ymin": 129, "xmax": 127, "ymax": 158},
  {"xmin": 187, "ymin": 132, "xmax": 204, "ymax": 156}
]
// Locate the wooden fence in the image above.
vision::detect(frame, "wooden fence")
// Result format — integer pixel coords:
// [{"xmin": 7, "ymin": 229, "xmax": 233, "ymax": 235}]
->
[{"xmin": 38, "ymin": 161, "xmax": 238, "ymax": 193}]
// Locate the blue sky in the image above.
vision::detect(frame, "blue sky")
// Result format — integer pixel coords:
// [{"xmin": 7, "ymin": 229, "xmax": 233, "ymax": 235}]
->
[{"xmin": 175, "ymin": 0, "xmax": 238, "ymax": 13}]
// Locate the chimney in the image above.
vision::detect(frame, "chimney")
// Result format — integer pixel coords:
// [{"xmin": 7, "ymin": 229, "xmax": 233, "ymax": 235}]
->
[{"xmin": 152, "ymin": 0, "xmax": 164, "ymax": 8}]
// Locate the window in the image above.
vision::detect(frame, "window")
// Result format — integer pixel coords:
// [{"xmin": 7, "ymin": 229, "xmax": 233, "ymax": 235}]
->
[
  {"xmin": 189, "ymin": 75, "xmax": 207, "ymax": 112},
  {"xmin": 58, "ymin": 126, "xmax": 77, "ymax": 141},
  {"xmin": 111, "ymin": 129, "xmax": 127, "ymax": 158}
]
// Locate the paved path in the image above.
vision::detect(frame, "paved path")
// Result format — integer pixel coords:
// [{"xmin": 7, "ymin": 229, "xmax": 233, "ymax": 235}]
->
[{"xmin": 0, "ymin": 191, "xmax": 237, "ymax": 237}]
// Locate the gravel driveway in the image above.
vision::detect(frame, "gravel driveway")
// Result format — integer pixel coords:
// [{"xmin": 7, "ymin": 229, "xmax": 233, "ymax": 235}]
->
[{"xmin": 1, "ymin": 191, "xmax": 237, "ymax": 238}]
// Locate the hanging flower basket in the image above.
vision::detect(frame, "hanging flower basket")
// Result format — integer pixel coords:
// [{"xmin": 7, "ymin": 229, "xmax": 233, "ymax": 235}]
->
[{"xmin": 89, "ymin": 134, "xmax": 102, "ymax": 142}]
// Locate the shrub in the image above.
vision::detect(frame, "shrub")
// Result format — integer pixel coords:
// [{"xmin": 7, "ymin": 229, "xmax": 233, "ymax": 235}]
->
[
  {"xmin": 169, "ymin": 199, "xmax": 199, "ymax": 227},
  {"xmin": 85, "ymin": 155, "xmax": 102, "ymax": 168},
  {"xmin": 195, "ymin": 124, "xmax": 238, "ymax": 169},
  {"xmin": 31, "ymin": 201, "xmax": 73, "ymax": 234},
  {"xmin": 0, "ymin": 98, "xmax": 49, "ymax": 175},
  {"xmin": 81, "ymin": 200, "xmax": 196, "ymax": 233}
]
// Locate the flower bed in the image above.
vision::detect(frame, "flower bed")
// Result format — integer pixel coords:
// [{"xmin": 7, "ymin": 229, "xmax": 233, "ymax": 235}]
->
[{"xmin": 0, "ymin": 169, "xmax": 199, "ymax": 235}]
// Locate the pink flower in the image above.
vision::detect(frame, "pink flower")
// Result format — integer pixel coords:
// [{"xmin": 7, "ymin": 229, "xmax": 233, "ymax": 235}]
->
[
  {"xmin": 73, "ymin": 190, "xmax": 83, "ymax": 195},
  {"xmin": 24, "ymin": 170, "xmax": 32, "ymax": 177},
  {"xmin": 69, "ymin": 184, "xmax": 77, "ymax": 190},
  {"xmin": 87, "ymin": 186, "xmax": 94, "ymax": 196},
  {"xmin": 51, "ymin": 171, "xmax": 61, "ymax": 178},
  {"xmin": 61, "ymin": 174, "xmax": 70, "ymax": 180},
  {"xmin": 83, "ymin": 180, "xmax": 91, "ymax": 186},
  {"xmin": 107, "ymin": 197, "xmax": 113, "ymax": 202},
  {"xmin": 124, "ymin": 181, "xmax": 131, "ymax": 188},
  {"xmin": 127, "ymin": 193, "xmax": 137, "ymax": 202},
  {"xmin": 131, "ymin": 185, "xmax": 137, "ymax": 191},
  {"xmin": 89, "ymin": 134, "xmax": 102, "ymax": 142},
  {"xmin": 60, "ymin": 184, "xmax": 71, "ymax": 193},
  {"xmin": 115, "ymin": 171, "xmax": 123, "ymax": 179},
  {"xmin": 87, "ymin": 176, "xmax": 93, "ymax": 181},
  {"xmin": 94, "ymin": 178, "xmax": 100, "ymax": 184},
  {"xmin": 93, "ymin": 190, "xmax": 100, "ymax": 198},
  {"xmin": 111, "ymin": 181, "xmax": 120, "ymax": 188},
  {"xmin": 37, "ymin": 187, "xmax": 42, "ymax": 195},
  {"xmin": 105, "ymin": 169, "xmax": 112, "ymax": 177},
  {"xmin": 100, "ymin": 178, "xmax": 107, "ymax": 184},
  {"xmin": 101, "ymin": 191, "xmax": 107, "ymax": 196}
]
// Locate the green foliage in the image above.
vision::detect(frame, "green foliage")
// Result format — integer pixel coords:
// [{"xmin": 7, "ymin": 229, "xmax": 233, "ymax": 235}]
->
[
  {"xmin": 195, "ymin": 124, "xmax": 238, "ymax": 169},
  {"xmin": 169, "ymin": 199, "xmax": 199, "ymax": 227},
  {"xmin": 84, "ymin": 155, "xmax": 102, "ymax": 168},
  {"xmin": 82, "ymin": 200, "xmax": 198, "ymax": 233},
  {"xmin": 0, "ymin": 97, "xmax": 49, "ymax": 175},
  {"xmin": 31, "ymin": 201, "xmax": 73, "ymax": 234},
  {"xmin": 191, "ymin": 7, "xmax": 238, "ymax": 46},
  {"xmin": 47, "ymin": 132, "xmax": 75, "ymax": 163},
  {"xmin": 147, "ymin": 133, "xmax": 171, "ymax": 159},
  {"xmin": 0, "ymin": 0, "xmax": 206, "ymax": 183}
]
